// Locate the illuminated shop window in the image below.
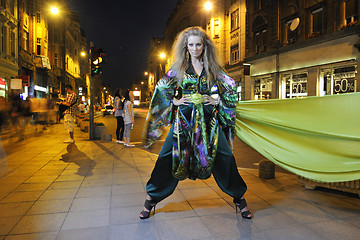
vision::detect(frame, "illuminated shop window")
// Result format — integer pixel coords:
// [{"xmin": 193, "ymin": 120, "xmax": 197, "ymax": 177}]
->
[
  {"xmin": 281, "ymin": 72, "xmax": 308, "ymax": 98},
  {"xmin": 236, "ymin": 81, "xmax": 241, "ymax": 101},
  {"xmin": 319, "ymin": 65, "xmax": 356, "ymax": 95},
  {"xmin": 254, "ymin": 77, "xmax": 272, "ymax": 100}
]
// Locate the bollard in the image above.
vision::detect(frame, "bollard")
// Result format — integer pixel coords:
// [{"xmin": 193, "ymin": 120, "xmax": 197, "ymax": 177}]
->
[{"xmin": 259, "ymin": 159, "xmax": 275, "ymax": 179}]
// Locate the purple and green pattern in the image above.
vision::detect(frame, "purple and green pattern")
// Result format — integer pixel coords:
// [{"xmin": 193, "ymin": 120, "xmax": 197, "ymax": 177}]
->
[{"xmin": 143, "ymin": 69, "xmax": 236, "ymax": 180}]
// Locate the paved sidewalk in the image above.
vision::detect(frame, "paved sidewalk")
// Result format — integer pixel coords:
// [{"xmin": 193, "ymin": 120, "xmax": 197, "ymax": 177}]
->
[{"xmin": 0, "ymin": 124, "xmax": 359, "ymax": 240}]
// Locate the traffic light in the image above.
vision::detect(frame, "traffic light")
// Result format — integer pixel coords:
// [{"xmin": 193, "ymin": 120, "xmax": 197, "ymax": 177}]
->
[{"xmin": 91, "ymin": 48, "xmax": 106, "ymax": 76}]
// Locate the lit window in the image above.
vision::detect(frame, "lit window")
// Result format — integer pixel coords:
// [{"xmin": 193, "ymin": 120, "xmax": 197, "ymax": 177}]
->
[
  {"xmin": 320, "ymin": 66, "xmax": 357, "ymax": 95},
  {"xmin": 37, "ymin": 12, "xmax": 41, "ymax": 23},
  {"xmin": 10, "ymin": 31, "xmax": 15, "ymax": 56},
  {"xmin": 255, "ymin": 29, "xmax": 267, "ymax": 53},
  {"xmin": 54, "ymin": 53, "xmax": 58, "ymax": 67},
  {"xmin": 345, "ymin": 0, "xmax": 359, "ymax": 25},
  {"xmin": 254, "ymin": 77, "xmax": 272, "ymax": 100},
  {"xmin": 230, "ymin": 44, "xmax": 239, "ymax": 64},
  {"xmin": 281, "ymin": 73, "xmax": 308, "ymax": 98},
  {"xmin": 231, "ymin": 9, "xmax": 239, "ymax": 32},
  {"xmin": 214, "ymin": 19, "xmax": 220, "ymax": 38},
  {"xmin": 311, "ymin": 8, "xmax": 323, "ymax": 35},
  {"xmin": 37, "ymin": 38, "xmax": 41, "ymax": 55}
]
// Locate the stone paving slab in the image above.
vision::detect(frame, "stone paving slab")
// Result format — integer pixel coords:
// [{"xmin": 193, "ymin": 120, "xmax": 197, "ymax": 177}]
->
[{"xmin": 0, "ymin": 123, "xmax": 359, "ymax": 240}]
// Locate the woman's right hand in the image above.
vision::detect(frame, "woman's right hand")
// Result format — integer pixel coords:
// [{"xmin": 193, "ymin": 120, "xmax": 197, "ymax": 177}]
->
[{"xmin": 173, "ymin": 96, "xmax": 191, "ymax": 106}]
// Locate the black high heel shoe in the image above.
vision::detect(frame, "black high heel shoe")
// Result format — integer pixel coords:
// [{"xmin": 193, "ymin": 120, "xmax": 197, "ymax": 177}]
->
[
  {"xmin": 139, "ymin": 199, "xmax": 157, "ymax": 219},
  {"xmin": 233, "ymin": 198, "xmax": 252, "ymax": 219}
]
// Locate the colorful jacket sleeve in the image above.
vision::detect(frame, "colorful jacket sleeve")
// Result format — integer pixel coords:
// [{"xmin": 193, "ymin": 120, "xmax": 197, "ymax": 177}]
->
[
  {"xmin": 217, "ymin": 72, "xmax": 237, "ymax": 127},
  {"xmin": 143, "ymin": 69, "xmax": 177, "ymax": 148}
]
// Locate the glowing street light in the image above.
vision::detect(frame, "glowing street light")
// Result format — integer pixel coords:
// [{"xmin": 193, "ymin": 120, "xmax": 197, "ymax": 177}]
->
[
  {"xmin": 80, "ymin": 51, "xmax": 86, "ymax": 57},
  {"xmin": 141, "ymin": 81, "xmax": 144, "ymax": 85},
  {"xmin": 144, "ymin": 72, "xmax": 148, "ymax": 76},
  {"xmin": 50, "ymin": 7, "xmax": 59, "ymax": 15},
  {"xmin": 160, "ymin": 53, "xmax": 166, "ymax": 59},
  {"xmin": 204, "ymin": 2, "xmax": 212, "ymax": 11}
]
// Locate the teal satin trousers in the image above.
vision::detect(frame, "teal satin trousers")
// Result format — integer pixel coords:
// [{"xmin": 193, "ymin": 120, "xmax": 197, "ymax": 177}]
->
[{"xmin": 146, "ymin": 124, "xmax": 247, "ymax": 203}]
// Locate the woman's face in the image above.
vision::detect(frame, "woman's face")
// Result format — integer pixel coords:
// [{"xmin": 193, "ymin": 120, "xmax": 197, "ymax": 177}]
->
[{"xmin": 187, "ymin": 35, "xmax": 204, "ymax": 59}]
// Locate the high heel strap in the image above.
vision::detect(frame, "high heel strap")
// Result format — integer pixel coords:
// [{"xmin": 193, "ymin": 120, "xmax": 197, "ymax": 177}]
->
[
  {"xmin": 144, "ymin": 199, "xmax": 157, "ymax": 210},
  {"xmin": 233, "ymin": 198, "xmax": 247, "ymax": 209},
  {"xmin": 233, "ymin": 198, "xmax": 252, "ymax": 219},
  {"xmin": 139, "ymin": 199, "xmax": 157, "ymax": 219}
]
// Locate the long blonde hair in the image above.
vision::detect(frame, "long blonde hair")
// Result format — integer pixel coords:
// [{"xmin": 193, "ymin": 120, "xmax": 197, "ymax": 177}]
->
[{"xmin": 170, "ymin": 26, "xmax": 222, "ymax": 87}]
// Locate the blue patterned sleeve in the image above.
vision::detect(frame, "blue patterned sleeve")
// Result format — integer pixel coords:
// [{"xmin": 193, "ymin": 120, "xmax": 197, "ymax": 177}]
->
[
  {"xmin": 217, "ymin": 72, "xmax": 237, "ymax": 127},
  {"xmin": 143, "ymin": 69, "xmax": 177, "ymax": 148}
]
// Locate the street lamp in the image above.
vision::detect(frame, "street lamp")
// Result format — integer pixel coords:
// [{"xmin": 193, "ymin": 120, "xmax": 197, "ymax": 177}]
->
[
  {"xmin": 204, "ymin": 2, "xmax": 213, "ymax": 31},
  {"xmin": 160, "ymin": 53, "xmax": 166, "ymax": 59},
  {"xmin": 50, "ymin": 7, "xmax": 59, "ymax": 15},
  {"xmin": 144, "ymin": 72, "xmax": 148, "ymax": 76},
  {"xmin": 80, "ymin": 51, "xmax": 86, "ymax": 57},
  {"xmin": 204, "ymin": 2, "xmax": 212, "ymax": 11}
]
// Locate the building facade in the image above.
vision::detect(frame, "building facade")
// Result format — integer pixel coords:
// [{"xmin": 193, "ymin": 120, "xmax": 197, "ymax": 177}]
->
[
  {"xmin": 0, "ymin": 0, "xmax": 18, "ymax": 98},
  {"xmin": 151, "ymin": 0, "xmax": 359, "ymax": 102},
  {"xmin": 146, "ymin": 37, "xmax": 166, "ymax": 97},
  {"xmin": 18, "ymin": 0, "xmax": 51, "ymax": 99},
  {"xmin": 206, "ymin": 0, "xmax": 247, "ymax": 101},
  {"xmin": 48, "ymin": 2, "xmax": 88, "ymax": 99},
  {"xmin": 153, "ymin": 0, "xmax": 247, "ymax": 101},
  {"xmin": 244, "ymin": 0, "xmax": 360, "ymax": 100}
]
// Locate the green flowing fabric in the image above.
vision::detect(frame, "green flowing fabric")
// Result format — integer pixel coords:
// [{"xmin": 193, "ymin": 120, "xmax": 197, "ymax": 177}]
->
[{"xmin": 235, "ymin": 93, "xmax": 360, "ymax": 182}]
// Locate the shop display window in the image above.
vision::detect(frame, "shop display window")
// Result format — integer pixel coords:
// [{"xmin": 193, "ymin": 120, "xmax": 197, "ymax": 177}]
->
[
  {"xmin": 254, "ymin": 77, "xmax": 272, "ymax": 100},
  {"xmin": 281, "ymin": 72, "xmax": 308, "ymax": 98},
  {"xmin": 319, "ymin": 65, "xmax": 356, "ymax": 95},
  {"xmin": 236, "ymin": 81, "xmax": 241, "ymax": 101}
]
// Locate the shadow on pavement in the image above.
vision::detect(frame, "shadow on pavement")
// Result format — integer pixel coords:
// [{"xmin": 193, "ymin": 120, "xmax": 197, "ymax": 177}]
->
[{"xmin": 60, "ymin": 143, "xmax": 96, "ymax": 176}]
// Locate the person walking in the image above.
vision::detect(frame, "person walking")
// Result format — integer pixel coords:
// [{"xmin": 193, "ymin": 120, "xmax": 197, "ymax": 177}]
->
[
  {"xmin": 62, "ymin": 85, "xmax": 77, "ymax": 143},
  {"xmin": 123, "ymin": 89, "xmax": 134, "ymax": 147},
  {"xmin": 78, "ymin": 101, "xmax": 85, "ymax": 114},
  {"xmin": 114, "ymin": 88, "xmax": 124, "ymax": 144},
  {"xmin": 139, "ymin": 26, "xmax": 252, "ymax": 219}
]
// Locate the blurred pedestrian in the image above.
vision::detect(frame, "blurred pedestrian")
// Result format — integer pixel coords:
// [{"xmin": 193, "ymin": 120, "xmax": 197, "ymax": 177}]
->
[
  {"xmin": 0, "ymin": 96, "xmax": 9, "ymax": 133},
  {"xmin": 78, "ymin": 101, "xmax": 85, "ymax": 114},
  {"xmin": 139, "ymin": 26, "xmax": 251, "ymax": 219},
  {"xmin": 30, "ymin": 94, "xmax": 40, "ymax": 135},
  {"xmin": 9, "ymin": 94, "xmax": 22, "ymax": 136},
  {"xmin": 114, "ymin": 88, "xmax": 124, "ymax": 144},
  {"xmin": 62, "ymin": 85, "xmax": 77, "ymax": 143},
  {"xmin": 19, "ymin": 96, "xmax": 33, "ymax": 139},
  {"xmin": 123, "ymin": 89, "xmax": 134, "ymax": 147}
]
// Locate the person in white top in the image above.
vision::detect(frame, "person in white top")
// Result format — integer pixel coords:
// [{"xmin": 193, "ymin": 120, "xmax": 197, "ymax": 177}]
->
[{"xmin": 123, "ymin": 89, "xmax": 134, "ymax": 147}]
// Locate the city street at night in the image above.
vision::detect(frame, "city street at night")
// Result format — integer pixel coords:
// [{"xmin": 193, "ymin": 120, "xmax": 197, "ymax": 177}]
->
[
  {"xmin": 0, "ymin": 0, "xmax": 360, "ymax": 239},
  {"xmin": 0, "ymin": 108, "xmax": 359, "ymax": 240}
]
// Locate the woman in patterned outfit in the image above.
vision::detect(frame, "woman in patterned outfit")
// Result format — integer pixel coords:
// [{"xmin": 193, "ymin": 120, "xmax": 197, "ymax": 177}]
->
[{"xmin": 139, "ymin": 27, "xmax": 251, "ymax": 219}]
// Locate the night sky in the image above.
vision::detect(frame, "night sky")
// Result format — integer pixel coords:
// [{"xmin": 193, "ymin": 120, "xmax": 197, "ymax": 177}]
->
[{"xmin": 67, "ymin": 0, "xmax": 178, "ymax": 90}]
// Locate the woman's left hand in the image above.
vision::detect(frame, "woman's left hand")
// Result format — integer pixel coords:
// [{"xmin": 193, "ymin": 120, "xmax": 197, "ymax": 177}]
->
[{"xmin": 202, "ymin": 95, "xmax": 217, "ymax": 106}]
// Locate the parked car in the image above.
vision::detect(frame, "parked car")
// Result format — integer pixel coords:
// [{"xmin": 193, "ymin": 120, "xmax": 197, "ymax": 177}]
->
[{"xmin": 102, "ymin": 105, "xmax": 114, "ymax": 116}]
